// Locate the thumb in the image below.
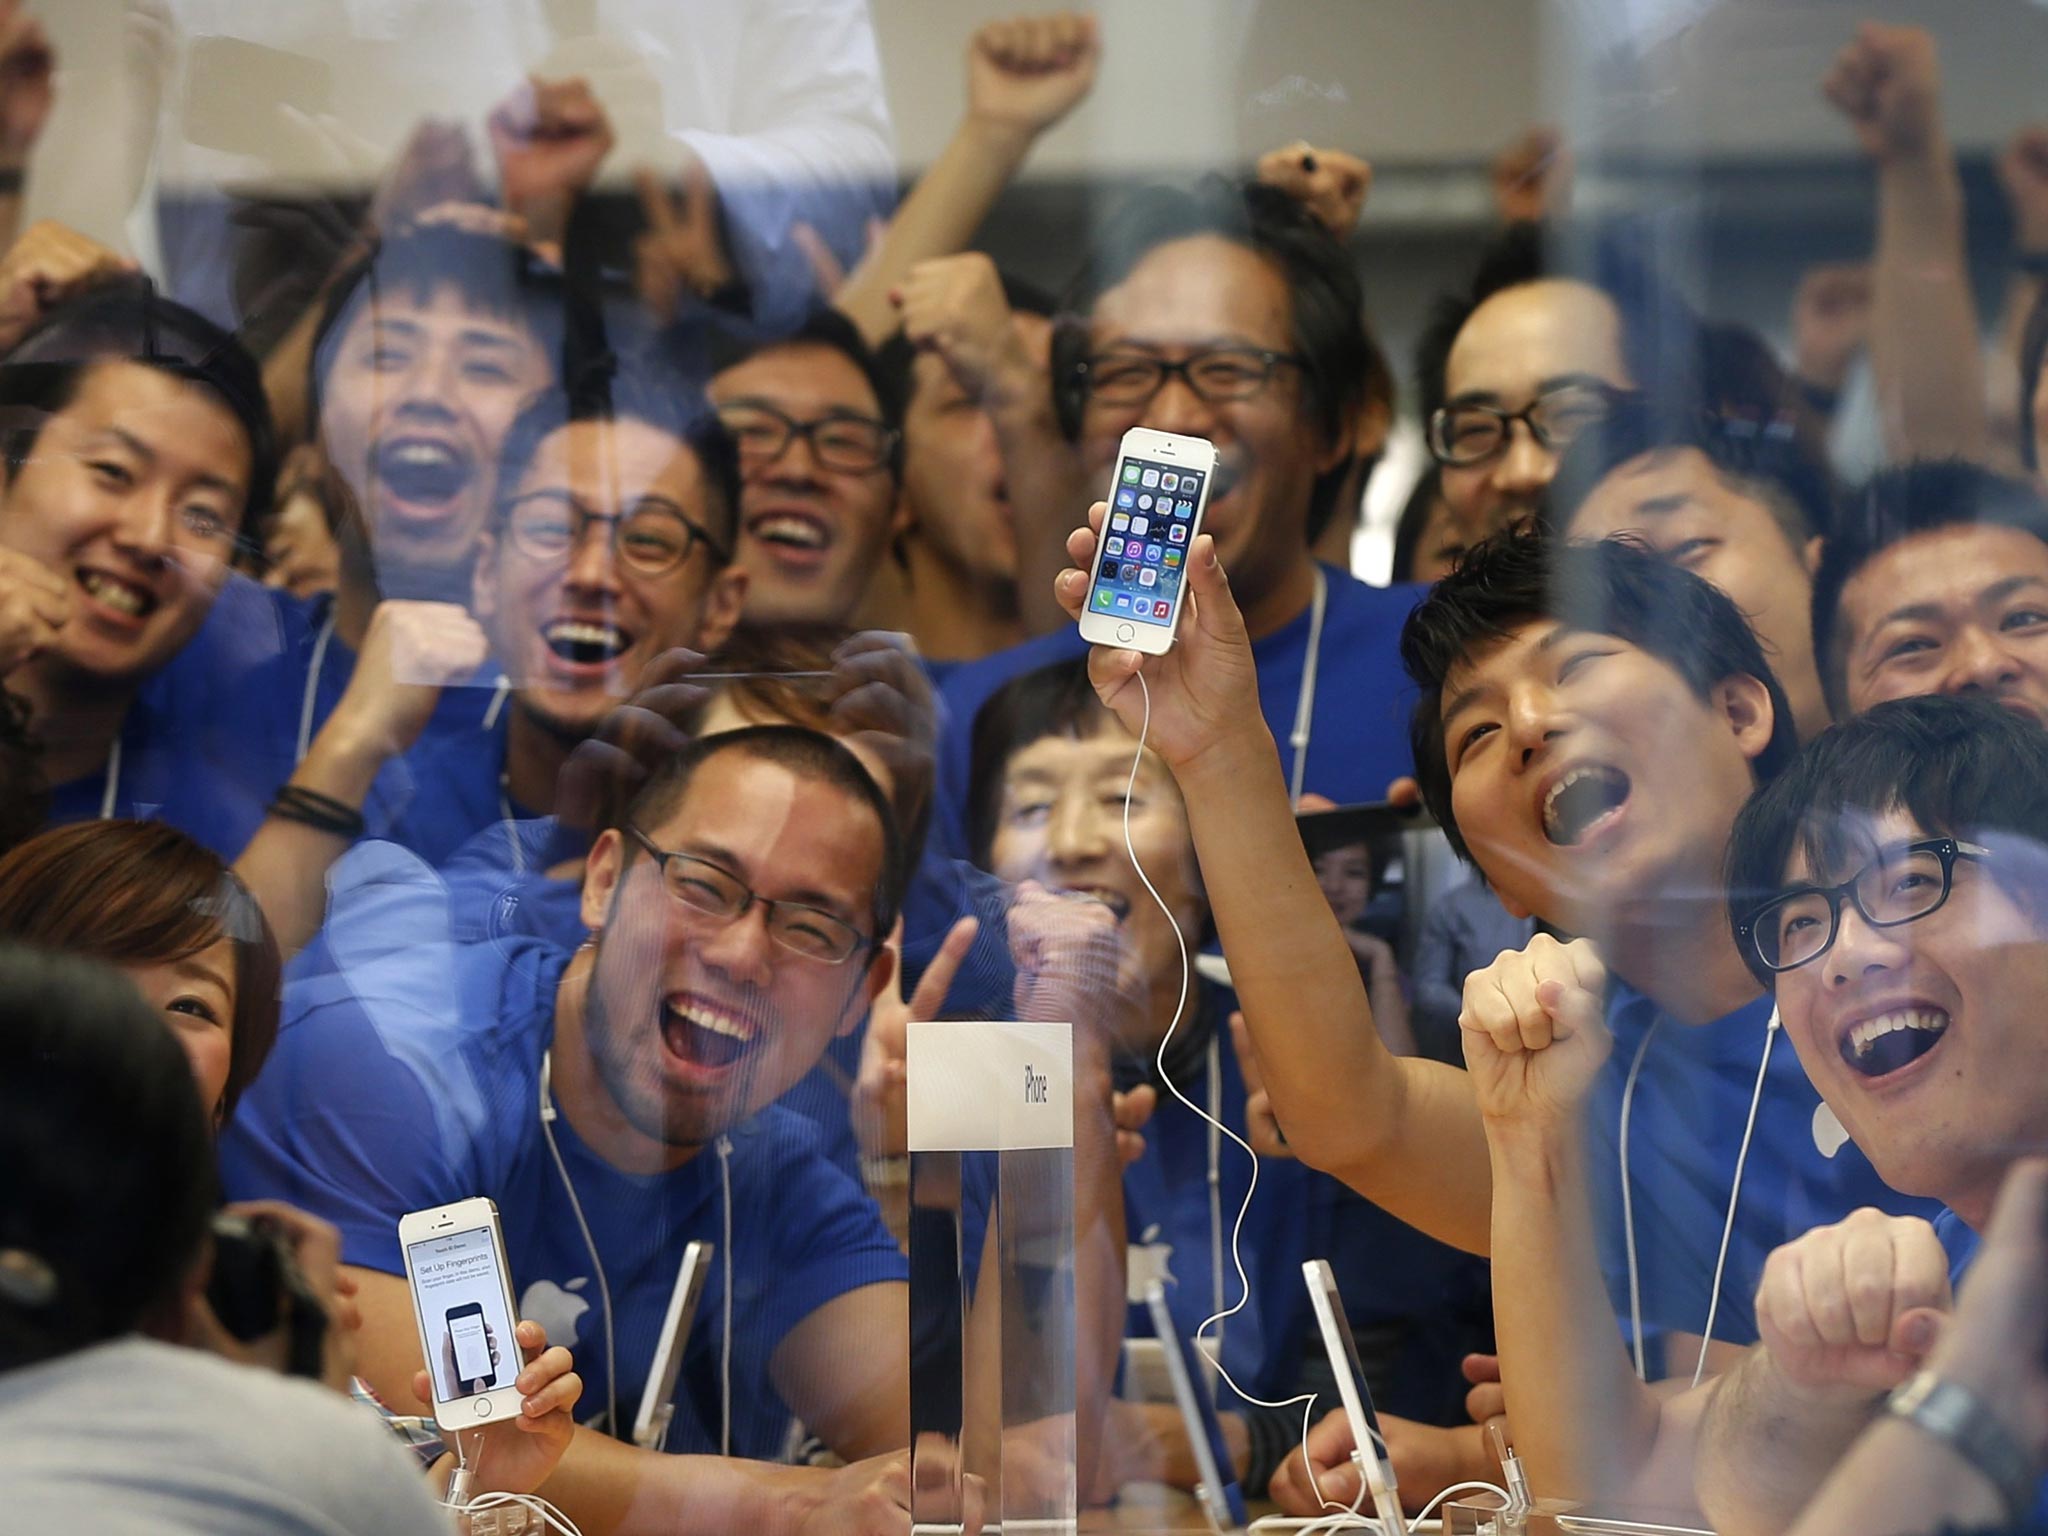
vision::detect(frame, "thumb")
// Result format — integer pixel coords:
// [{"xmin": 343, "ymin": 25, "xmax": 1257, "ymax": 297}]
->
[
  {"xmin": 1184, "ymin": 534, "xmax": 1243, "ymax": 640},
  {"xmin": 411, "ymin": 1367, "xmax": 433, "ymax": 1407},
  {"xmin": 1891, "ymin": 1306, "xmax": 1945, "ymax": 1362},
  {"xmin": 1536, "ymin": 976, "xmax": 1607, "ymax": 1046},
  {"xmin": 1227, "ymin": 1010, "xmax": 1264, "ymax": 1091}
]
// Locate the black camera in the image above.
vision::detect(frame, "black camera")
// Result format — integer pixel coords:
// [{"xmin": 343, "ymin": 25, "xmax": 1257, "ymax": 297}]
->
[{"xmin": 206, "ymin": 1212, "xmax": 329, "ymax": 1380}]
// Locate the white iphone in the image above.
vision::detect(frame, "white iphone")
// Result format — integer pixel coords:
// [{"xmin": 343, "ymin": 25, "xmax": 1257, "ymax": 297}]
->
[
  {"xmin": 1076, "ymin": 426, "xmax": 1217, "ymax": 656},
  {"xmin": 399, "ymin": 1198, "xmax": 527, "ymax": 1431}
]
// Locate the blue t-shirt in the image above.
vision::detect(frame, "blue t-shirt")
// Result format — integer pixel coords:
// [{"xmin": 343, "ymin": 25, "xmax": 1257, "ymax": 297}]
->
[
  {"xmin": 219, "ymin": 863, "xmax": 906, "ymax": 1458},
  {"xmin": 1585, "ymin": 985, "xmax": 1940, "ymax": 1353},
  {"xmin": 131, "ymin": 580, "xmax": 512, "ymax": 864},
  {"xmin": 907, "ymin": 567, "xmax": 1422, "ymax": 981},
  {"xmin": 43, "ymin": 575, "xmax": 311, "ymax": 858}
]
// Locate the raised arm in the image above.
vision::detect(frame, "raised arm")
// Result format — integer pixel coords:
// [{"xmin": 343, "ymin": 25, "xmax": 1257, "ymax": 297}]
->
[
  {"xmin": 827, "ymin": 13, "xmax": 1096, "ymax": 345},
  {"xmin": 1049, "ymin": 506, "xmax": 1496, "ymax": 1253},
  {"xmin": 231, "ymin": 600, "xmax": 488, "ymax": 957},
  {"xmin": 1461, "ymin": 935, "xmax": 1692, "ymax": 1501},
  {"xmin": 1824, "ymin": 24, "xmax": 1992, "ymax": 464}
]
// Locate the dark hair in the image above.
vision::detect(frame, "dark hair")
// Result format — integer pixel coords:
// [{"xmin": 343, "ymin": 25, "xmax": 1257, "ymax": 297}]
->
[
  {"xmin": 0, "ymin": 821, "xmax": 282, "ymax": 1120},
  {"xmin": 965, "ymin": 657, "xmax": 1119, "ymax": 866},
  {"xmin": 1724, "ymin": 694, "xmax": 2048, "ymax": 983},
  {"xmin": 1401, "ymin": 530, "xmax": 1798, "ymax": 864},
  {"xmin": 0, "ymin": 277, "xmax": 278, "ymax": 534},
  {"xmin": 873, "ymin": 267, "xmax": 1054, "ymax": 418},
  {"xmin": 709, "ymin": 308, "xmax": 904, "ymax": 481},
  {"xmin": 307, "ymin": 222, "xmax": 563, "ymax": 436},
  {"xmin": 1050, "ymin": 177, "xmax": 1374, "ymax": 536},
  {"xmin": 1412, "ymin": 220, "xmax": 1701, "ymax": 431},
  {"xmin": 620, "ymin": 723, "xmax": 906, "ymax": 948},
  {"xmin": 0, "ymin": 943, "xmax": 217, "ymax": 1371},
  {"xmin": 2021, "ymin": 284, "xmax": 2047, "ymax": 476},
  {"xmin": 1390, "ymin": 464, "xmax": 1449, "ymax": 586},
  {"xmin": 1810, "ymin": 460, "xmax": 2048, "ymax": 720},
  {"xmin": 1547, "ymin": 392, "xmax": 1837, "ymax": 550},
  {"xmin": 492, "ymin": 369, "xmax": 743, "ymax": 554},
  {"xmin": 1415, "ymin": 222, "xmax": 1549, "ymax": 429}
]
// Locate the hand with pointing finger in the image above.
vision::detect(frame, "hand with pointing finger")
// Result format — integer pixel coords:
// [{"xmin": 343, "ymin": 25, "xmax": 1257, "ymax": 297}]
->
[{"xmin": 1459, "ymin": 933, "xmax": 1613, "ymax": 1131}]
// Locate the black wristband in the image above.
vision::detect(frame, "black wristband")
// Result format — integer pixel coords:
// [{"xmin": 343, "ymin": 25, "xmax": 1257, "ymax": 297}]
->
[{"xmin": 269, "ymin": 784, "xmax": 366, "ymax": 839}]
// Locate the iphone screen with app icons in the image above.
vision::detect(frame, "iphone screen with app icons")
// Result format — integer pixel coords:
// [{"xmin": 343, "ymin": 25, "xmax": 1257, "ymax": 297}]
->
[{"xmin": 1088, "ymin": 457, "xmax": 1204, "ymax": 630}]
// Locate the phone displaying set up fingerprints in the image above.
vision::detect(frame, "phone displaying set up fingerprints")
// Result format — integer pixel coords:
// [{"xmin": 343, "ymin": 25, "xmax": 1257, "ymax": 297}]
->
[
  {"xmin": 1077, "ymin": 427, "xmax": 1216, "ymax": 656},
  {"xmin": 399, "ymin": 1197, "xmax": 526, "ymax": 1430}
]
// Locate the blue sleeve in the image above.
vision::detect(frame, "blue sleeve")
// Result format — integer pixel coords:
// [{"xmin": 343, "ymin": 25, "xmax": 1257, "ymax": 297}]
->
[
  {"xmin": 752, "ymin": 1147, "xmax": 909, "ymax": 1352},
  {"xmin": 218, "ymin": 986, "xmax": 478, "ymax": 1275}
]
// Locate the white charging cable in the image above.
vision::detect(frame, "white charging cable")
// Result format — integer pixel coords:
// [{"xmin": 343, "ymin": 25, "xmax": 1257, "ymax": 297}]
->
[
  {"xmin": 1616, "ymin": 1006, "xmax": 1781, "ymax": 1388},
  {"xmin": 1123, "ymin": 674, "xmax": 1507, "ymax": 1533},
  {"xmin": 445, "ymin": 1428, "xmax": 589, "ymax": 1535}
]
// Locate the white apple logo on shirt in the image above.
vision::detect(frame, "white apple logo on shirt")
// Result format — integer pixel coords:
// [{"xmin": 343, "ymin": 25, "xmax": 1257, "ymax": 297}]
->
[
  {"xmin": 521, "ymin": 1275, "xmax": 592, "ymax": 1348},
  {"xmin": 1126, "ymin": 1225, "xmax": 1175, "ymax": 1304}
]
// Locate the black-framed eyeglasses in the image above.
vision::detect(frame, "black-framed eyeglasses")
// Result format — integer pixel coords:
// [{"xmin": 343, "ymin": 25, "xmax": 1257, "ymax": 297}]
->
[
  {"xmin": 627, "ymin": 826, "xmax": 875, "ymax": 965},
  {"xmin": 1076, "ymin": 347, "xmax": 1308, "ymax": 409},
  {"xmin": 714, "ymin": 400, "xmax": 898, "ymax": 475},
  {"xmin": 1426, "ymin": 381, "xmax": 1623, "ymax": 468},
  {"xmin": 503, "ymin": 490, "xmax": 730, "ymax": 575},
  {"xmin": 1736, "ymin": 837, "xmax": 1993, "ymax": 976}
]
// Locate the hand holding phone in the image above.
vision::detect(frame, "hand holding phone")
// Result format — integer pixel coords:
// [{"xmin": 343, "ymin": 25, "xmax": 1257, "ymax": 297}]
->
[
  {"xmin": 400, "ymin": 1198, "xmax": 528, "ymax": 1431},
  {"xmin": 1076, "ymin": 427, "xmax": 1216, "ymax": 656}
]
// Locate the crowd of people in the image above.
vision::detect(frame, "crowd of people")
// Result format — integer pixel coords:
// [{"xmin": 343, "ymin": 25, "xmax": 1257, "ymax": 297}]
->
[{"xmin": 4, "ymin": 4, "xmax": 2048, "ymax": 1533}]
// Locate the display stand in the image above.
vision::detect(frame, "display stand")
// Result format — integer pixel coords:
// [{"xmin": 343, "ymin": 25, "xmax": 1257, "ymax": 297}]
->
[{"xmin": 907, "ymin": 1020, "xmax": 1077, "ymax": 1536}]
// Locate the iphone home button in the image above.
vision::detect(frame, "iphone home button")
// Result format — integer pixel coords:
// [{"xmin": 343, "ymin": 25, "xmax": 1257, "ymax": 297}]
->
[
  {"xmin": 1115, "ymin": 622, "xmax": 1135, "ymax": 644},
  {"xmin": 474, "ymin": 1398, "xmax": 494, "ymax": 1417}
]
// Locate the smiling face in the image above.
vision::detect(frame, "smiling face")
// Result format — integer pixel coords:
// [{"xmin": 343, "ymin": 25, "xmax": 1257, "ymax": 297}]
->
[
  {"xmin": 902, "ymin": 312, "xmax": 1051, "ymax": 589},
  {"xmin": 576, "ymin": 751, "xmax": 891, "ymax": 1151},
  {"xmin": 1438, "ymin": 280, "xmax": 1630, "ymax": 534},
  {"xmin": 318, "ymin": 285, "xmax": 551, "ymax": 579},
  {"xmin": 478, "ymin": 417, "xmax": 746, "ymax": 742},
  {"xmin": 0, "ymin": 361, "xmax": 251, "ymax": 682},
  {"xmin": 1769, "ymin": 806, "xmax": 2048, "ymax": 1215},
  {"xmin": 122, "ymin": 937, "xmax": 238, "ymax": 1125},
  {"xmin": 1080, "ymin": 235, "xmax": 1344, "ymax": 618},
  {"xmin": 1439, "ymin": 620, "xmax": 1774, "ymax": 932},
  {"xmin": 1567, "ymin": 448, "xmax": 1825, "ymax": 737},
  {"xmin": 709, "ymin": 343, "xmax": 898, "ymax": 628},
  {"xmin": 1834, "ymin": 524, "xmax": 2048, "ymax": 727},
  {"xmin": 986, "ymin": 720, "xmax": 1202, "ymax": 1040}
]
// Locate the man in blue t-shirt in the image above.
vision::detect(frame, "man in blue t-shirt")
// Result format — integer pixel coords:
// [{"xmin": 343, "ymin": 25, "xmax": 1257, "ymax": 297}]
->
[
  {"xmin": 906, "ymin": 177, "xmax": 1420, "ymax": 974},
  {"xmin": 223, "ymin": 725, "xmax": 921, "ymax": 1527},
  {"xmin": 1048, "ymin": 527, "xmax": 1935, "ymax": 1513},
  {"xmin": 1676, "ymin": 697, "xmax": 2048, "ymax": 1533}
]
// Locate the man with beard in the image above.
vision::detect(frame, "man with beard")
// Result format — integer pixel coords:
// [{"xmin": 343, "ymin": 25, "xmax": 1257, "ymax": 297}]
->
[
  {"xmin": 223, "ymin": 728, "xmax": 927, "ymax": 1526},
  {"xmin": 1810, "ymin": 459, "xmax": 2048, "ymax": 728}
]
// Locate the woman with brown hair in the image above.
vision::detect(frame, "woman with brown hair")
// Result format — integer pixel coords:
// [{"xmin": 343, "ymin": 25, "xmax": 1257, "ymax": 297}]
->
[{"xmin": 0, "ymin": 819, "xmax": 281, "ymax": 1127}]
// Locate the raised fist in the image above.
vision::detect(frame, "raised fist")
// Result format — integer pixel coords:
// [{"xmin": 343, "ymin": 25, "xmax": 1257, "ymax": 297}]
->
[
  {"xmin": 1458, "ymin": 933, "xmax": 1613, "ymax": 1129},
  {"xmin": 1821, "ymin": 23, "xmax": 1943, "ymax": 165},
  {"xmin": 1256, "ymin": 141, "xmax": 1372, "ymax": 242},
  {"xmin": 967, "ymin": 12, "xmax": 1099, "ymax": 141}
]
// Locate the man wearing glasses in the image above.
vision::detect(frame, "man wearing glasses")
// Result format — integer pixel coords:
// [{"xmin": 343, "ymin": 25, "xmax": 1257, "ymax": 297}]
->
[
  {"xmin": 1415, "ymin": 223, "xmax": 1634, "ymax": 544},
  {"xmin": 913, "ymin": 179, "xmax": 1420, "ymax": 991},
  {"xmin": 226, "ymin": 726, "xmax": 919, "ymax": 1515},
  {"xmin": 707, "ymin": 310, "xmax": 903, "ymax": 629},
  {"xmin": 1687, "ymin": 694, "xmax": 2048, "ymax": 1533}
]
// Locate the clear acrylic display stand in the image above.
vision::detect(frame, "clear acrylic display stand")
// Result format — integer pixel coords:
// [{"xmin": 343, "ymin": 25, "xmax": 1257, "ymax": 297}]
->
[{"xmin": 906, "ymin": 1020, "xmax": 1076, "ymax": 1536}]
